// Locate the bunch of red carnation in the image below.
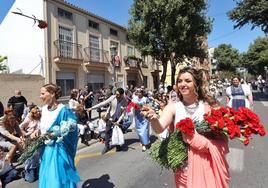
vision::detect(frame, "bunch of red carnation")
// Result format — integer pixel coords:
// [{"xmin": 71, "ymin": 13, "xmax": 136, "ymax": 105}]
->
[
  {"xmin": 127, "ymin": 102, "xmax": 142, "ymax": 112},
  {"xmin": 176, "ymin": 106, "xmax": 266, "ymax": 145}
]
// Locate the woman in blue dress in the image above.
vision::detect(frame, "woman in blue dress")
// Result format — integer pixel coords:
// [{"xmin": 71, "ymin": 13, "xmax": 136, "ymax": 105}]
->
[
  {"xmin": 39, "ymin": 83, "xmax": 80, "ymax": 188},
  {"xmin": 132, "ymin": 88, "xmax": 150, "ymax": 151}
]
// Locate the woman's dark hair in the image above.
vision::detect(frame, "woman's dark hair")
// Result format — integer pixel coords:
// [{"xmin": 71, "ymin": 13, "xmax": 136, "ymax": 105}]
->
[
  {"xmin": 176, "ymin": 67, "xmax": 208, "ymax": 101},
  {"xmin": 42, "ymin": 83, "xmax": 62, "ymax": 99}
]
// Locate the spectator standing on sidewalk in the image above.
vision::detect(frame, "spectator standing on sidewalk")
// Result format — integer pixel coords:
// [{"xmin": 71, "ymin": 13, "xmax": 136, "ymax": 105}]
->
[
  {"xmin": 7, "ymin": 89, "xmax": 27, "ymax": 123},
  {"xmin": 88, "ymin": 88, "xmax": 127, "ymax": 154}
]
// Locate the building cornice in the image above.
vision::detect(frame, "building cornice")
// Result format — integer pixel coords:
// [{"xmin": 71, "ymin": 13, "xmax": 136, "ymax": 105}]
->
[{"xmin": 46, "ymin": 0, "xmax": 127, "ymax": 31}]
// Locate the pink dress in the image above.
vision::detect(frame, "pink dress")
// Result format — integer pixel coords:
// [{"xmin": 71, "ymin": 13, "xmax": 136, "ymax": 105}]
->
[{"xmin": 174, "ymin": 101, "xmax": 230, "ymax": 188}]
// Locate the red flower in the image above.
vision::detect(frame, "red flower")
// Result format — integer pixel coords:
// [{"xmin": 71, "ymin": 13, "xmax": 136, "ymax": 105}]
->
[
  {"xmin": 243, "ymin": 137, "xmax": 250, "ymax": 146},
  {"xmin": 257, "ymin": 125, "xmax": 266, "ymax": 136},
  {"xmin": 127, "ymin": 102, "xmax": 141, "ymax": 112},
  {"xmin": 38, "ymin": 20, "xmax": 48, "ymax": 29},
  {"xmin": 176, "ymin": 118, "xmax": 195, "ymax": 136}
]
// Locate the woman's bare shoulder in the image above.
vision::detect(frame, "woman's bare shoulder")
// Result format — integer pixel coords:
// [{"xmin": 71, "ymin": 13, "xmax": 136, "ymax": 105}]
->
[
  {"xmin": 203, "ymin": 102, "xmax": 212, "ymax": 113},
  {"xmin": 163, "ymin": 102, "xmax": 178, "ymax": 114}
]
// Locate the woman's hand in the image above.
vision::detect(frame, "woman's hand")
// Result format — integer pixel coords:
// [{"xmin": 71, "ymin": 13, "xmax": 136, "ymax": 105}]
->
[{"xmin": 140, "ymin": 104, "xmax": 159, "ymax": 121}]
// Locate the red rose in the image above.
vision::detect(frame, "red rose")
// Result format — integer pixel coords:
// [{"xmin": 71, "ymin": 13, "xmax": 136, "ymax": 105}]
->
[
  {"xmin": 176, "ymin": 118, "xmax": 195, "ymax": 136},
  {"xmin": 38, "ymin": 20, "xmax": 48, "ymax": 29}
]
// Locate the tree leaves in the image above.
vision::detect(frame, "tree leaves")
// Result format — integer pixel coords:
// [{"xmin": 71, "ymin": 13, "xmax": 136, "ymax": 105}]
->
[
  {"xmin": 128, "ymin": 0, "xmax": 212, "ymax": 83},
  {"xmin": 214, "ymin": 44, "xmax": 240, "ymax": 72},
  {"xmin": 228, "ymin": 0, "xmax": 268, "ymax": 33}
]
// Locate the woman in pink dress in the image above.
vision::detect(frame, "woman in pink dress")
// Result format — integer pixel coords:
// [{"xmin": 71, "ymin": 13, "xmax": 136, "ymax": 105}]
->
[{"xmin": 142, "ymin": 67, "xmax": 230, "ymax": 188}]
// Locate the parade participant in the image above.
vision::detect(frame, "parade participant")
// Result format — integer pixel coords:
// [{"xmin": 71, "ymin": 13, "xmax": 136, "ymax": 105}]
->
[
  {"xmin": 38, "ymin": 83, "xmax": 80, "ymax": 188},
  {"xmin": 141, "ymin": 67, "xmax": 230, "ymax": 188},
  {"xmin": 226, "ymin": 76, "xmax": 253, "ymax": 110},
  {"xmin": 132, "ymin": 88, "xmax": 150, "ymax": 151},
  {"xmin": 88, "ymin": 88, "xmax": 127, "ymax": 154},
  {"xmin": 7, "ymin": 89, "xmax": 27, "ymax": 122}
]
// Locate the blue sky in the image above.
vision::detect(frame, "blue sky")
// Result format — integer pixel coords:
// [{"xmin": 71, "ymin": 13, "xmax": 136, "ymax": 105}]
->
[{"xmin": 0, "ymin": 0, "xmax": 265, "ymax": 53}]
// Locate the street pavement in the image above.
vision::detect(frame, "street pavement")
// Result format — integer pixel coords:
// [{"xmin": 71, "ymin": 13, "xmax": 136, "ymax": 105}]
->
[{"xmin": 6, "ymin": 91, "xmax": 268, "ymax": 188}]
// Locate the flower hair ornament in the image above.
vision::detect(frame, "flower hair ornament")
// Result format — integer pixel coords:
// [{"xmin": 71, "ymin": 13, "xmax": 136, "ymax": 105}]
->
[{"xmin": 12, "ymin": 8, "xmax": 48, "ymax": 29}]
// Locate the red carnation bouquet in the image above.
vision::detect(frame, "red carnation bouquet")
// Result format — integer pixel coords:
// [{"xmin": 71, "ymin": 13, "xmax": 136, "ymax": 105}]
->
[
  {"xmin": 176, "ymin": 106, "xmax": 266, "ymax": 145},
  {"xmin": 127, "ymin": 102, "xmax": 142, "ymax": 112},
  {"xmin": 149, "ymin": 106, "xmax": 266, "ymax": 170}
]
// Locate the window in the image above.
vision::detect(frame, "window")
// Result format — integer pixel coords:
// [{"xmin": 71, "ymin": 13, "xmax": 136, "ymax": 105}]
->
[
  {"xmin": 110, "ymin": 28, "xmax": 118, "ymax": 36},
  {"xmin": 58, "ymin": 8, "xmax": 73, "ymax": 20},
  {"xmin": 110, "ymin": 41, "xmax": 118, "ymax": 57},
  {"xmin": 59, "ymin": 26, "xmax": 73, "ymax": 58},
  {"xmin": 88, "ymin": 20, "xmax": 99, "ymax": 30},
  {"xmin": 87, "ymin": 74, "xmax": 104, "ymax": 91},
  {"xmin": 127, "ymin": 46, "xmax": 134, "ymax": 56},
  {"xmin": 56, "ymin": 72, "xmax": 75, "ymax": 96},
  {"xmin": 89, "ymin": 35, "xmax": 100, "ymax": 61}
]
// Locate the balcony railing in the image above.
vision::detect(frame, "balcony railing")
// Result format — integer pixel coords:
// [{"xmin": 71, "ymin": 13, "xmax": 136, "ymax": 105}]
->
[
  {"xmin": 124, "ymin": 56, "xmax": 141, "ymax": 68},
  {"xmin": 84, "ymin": 47, "xmax": 109, "ymax": 64},
  {"xmin": 54, "ymin": 40, "xmax": 83, "ymax": 60}
]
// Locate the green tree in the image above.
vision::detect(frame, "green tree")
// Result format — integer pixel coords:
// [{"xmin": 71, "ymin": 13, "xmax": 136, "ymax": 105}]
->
[
  {"xmin": 0, "ymin": 56, "xmax": 7, "ymax": 71},
  {"xmin": 128, "ymin": 0, "xmax": 212, "ymax": 85},
  {"xmin": 213, "ymin": 44, "xmax": 240, "ymax": 72},
  {"xmin": 228, "ymin": 0, "xmax": 268, "ymax": 33},
  {"xmin": 241, "ymin": 37, "xmax": 268, "ymax": 75}
]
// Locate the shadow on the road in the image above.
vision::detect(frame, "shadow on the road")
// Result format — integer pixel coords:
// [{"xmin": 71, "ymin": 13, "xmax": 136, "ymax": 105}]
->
[
  {"xmin": 81, "ymin": 174, "xmax": 115, "ymax": 188},
  {"xmin": 121, "ymin": 138, "xmax": 140, "ymax": 151},
  {"xmin": 252, "ymin": 91, "xmax": 268, "ymax": 101}
]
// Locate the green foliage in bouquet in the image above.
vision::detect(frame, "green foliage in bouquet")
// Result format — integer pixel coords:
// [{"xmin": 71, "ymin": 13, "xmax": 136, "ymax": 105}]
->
[
  {"xmin": 18, "ymin": 137, "xmax": 45, "ymax": 164},
  {"xmin": 149, "ymin": 130, "xmax": 188, "ymax": 171}
]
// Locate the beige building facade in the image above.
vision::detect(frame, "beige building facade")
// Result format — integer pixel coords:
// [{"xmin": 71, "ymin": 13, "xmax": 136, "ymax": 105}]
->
[{"xmin": 44, "ymin": 0, "xmax": 160, "ymax": 96}]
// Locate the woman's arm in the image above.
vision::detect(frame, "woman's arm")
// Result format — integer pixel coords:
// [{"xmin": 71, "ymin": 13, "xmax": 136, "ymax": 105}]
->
[{"xmin": 143, "ymin": 103, "xmax": 176, "ymax": 134}]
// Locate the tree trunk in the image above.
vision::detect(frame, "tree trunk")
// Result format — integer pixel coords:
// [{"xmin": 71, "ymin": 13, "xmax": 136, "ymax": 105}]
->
[
  {"xmin": 170, "ymin": 60, "xmax": 176, "ymax": 86},
  {"xmin": 160, "ymin": 59, "xmax": 168, "ymax": 84}
]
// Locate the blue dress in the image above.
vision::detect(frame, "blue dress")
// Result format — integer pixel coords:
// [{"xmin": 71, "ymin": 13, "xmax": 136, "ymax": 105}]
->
[
  {"xmin": 231, "ymin": 85, "xmax": 246, "ymax": 110},
  {"xmin": 132, "ymin": 96, "xmax": 150, "ymax": 145},
  {"xmin": 39, "ymin": 106, "xmax": 80, "ymax": 188}
]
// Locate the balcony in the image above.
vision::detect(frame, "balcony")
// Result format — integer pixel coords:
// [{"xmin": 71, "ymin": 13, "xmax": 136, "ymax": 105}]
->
[
  {"xmin": 53, "ymin": 40, "xmax": 83, "ymax": 65},
  {"xmin": 123, "ymin": 56, "xmax": 141, "ymax": 71},
  {"xmin": 84, "ymin": 47, "xmax": 110, "ymax": 69}
]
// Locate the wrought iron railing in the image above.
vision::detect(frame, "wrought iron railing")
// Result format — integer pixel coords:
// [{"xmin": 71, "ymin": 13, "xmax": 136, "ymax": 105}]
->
[
  {"xmin": 84, "ymin": 47, "xmax": 109, "ymax": 64},
  {"xmin": 54, "ymin": 40, "xmax": 83, "ymax": 60}
]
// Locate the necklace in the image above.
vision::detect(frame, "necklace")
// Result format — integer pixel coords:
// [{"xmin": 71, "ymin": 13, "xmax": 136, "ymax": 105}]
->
[
  {"xmin": 48, "ymin": 103, "xmax": 58, "ymax": 111},
  {"xmin": 184, "ymin": 102, "xmax": 199, "ymax": 115}
]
